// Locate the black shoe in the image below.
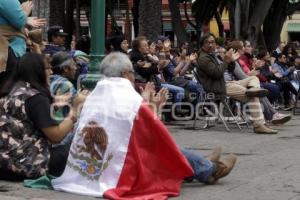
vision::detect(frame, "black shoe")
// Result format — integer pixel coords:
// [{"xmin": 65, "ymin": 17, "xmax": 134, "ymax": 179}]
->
[{"xmin": 245, "ymin": 88, "xmax": 268, "ymax": 97}]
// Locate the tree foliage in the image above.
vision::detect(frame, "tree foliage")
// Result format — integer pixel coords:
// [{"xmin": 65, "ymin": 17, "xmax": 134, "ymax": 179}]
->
[{"xmin": 175, "ymin": 0, "xmax": 300, "ymax": 50}]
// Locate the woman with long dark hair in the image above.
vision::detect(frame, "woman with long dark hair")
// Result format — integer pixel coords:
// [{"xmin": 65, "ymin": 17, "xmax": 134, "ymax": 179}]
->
[{"xmin": 0, "ymin": 53, "xmax": 86, "ymax": 180}]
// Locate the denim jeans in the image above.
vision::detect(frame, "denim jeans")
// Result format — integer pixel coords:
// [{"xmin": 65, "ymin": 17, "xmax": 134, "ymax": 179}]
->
[
  {"xmin": 161, "ymin": 83, "xmax": 185, "ymax": 110},
  {"xmin": 260, "ymin": 82, "xmax": 280, "ymax": 104},
  {"xmin": 181, "ymin": 148, "xmax": 216, "ymax": 183},
  {"xmin": 186, "ymin": 81, "xmax": 205, "ymax": 103}
]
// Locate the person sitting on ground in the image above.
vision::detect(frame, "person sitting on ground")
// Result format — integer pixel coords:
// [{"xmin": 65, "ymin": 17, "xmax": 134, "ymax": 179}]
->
[
  {"xmin": 75, "ymin": 35, "xmax": 91, "ymax": 55},
  {"xmin": 0, "ymin": 53, "xmax": 86, "ymax": 180},
  {"xmin": 50, "ymin": 51, "xmax": 78, "ymax": 122},
  {"xmin": 110, "ymin": 35, "xmax": 129, "ymax": 54},
  {"xmin": 195, "ymin": 33, "xmax": 277, "ymax": 134},
  {"xmin": 44, "ymin": 26, "xmax": 68, "ymax": 56},
  {"xmin": 52, "ymin": 52, "xmax": 237, "ymax": 199}
]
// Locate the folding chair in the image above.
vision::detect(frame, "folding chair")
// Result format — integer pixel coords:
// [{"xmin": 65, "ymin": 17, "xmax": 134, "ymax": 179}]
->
[{"xmin": 192, "ymin": 68, "xmax": 247, "ymax": 131}]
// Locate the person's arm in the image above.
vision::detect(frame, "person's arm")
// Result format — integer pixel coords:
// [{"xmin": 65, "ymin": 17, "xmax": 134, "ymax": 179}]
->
[
  {"xmin": 26, "ymin": 92, "xmax": 87, "ymax": 143},
  {"xmin": 238, "ymin": 59, "xmax": 250, "ymax": 75},
  {"xmin": 0, "ymin": 0, "xmax": 27, "ymax": 30},
  {"xmin": 41, "ymin": 111, "xmax": 76, "ymax": 143},
  {"xmin": 173, "ymin": 60, "xmax": 185, "ymax": 76}
]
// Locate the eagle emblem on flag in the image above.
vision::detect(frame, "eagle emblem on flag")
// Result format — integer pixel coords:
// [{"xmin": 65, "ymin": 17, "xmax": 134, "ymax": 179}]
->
[{"xmin": 67, "ymin": 121, "xmax": 113, "ymax": 181}]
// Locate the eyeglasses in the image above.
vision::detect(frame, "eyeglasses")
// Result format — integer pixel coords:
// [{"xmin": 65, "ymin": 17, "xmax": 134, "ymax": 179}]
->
[
  {"xmin": 205, "ymin": 40, "xmax": 216, "ymax": 44},
  {"xmin": 128, "ymin": 70, "xmax": 135, "ymax": 74}
]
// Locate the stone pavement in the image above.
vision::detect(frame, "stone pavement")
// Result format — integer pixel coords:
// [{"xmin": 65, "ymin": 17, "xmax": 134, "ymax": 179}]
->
[{"xmin": 1, "ymin": 114, "xmax": 300, "ymax": 200}]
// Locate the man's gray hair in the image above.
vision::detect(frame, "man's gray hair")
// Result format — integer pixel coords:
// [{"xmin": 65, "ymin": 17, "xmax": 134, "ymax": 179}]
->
[{"xmin": 100, "ymin": 52, "xmax": 133, "ymax": 77}]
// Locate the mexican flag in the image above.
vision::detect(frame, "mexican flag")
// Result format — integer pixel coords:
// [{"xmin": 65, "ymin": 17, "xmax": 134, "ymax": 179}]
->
[{"xmin": 52, "ymin": 78, "xmax": 194, "ymax": 200}]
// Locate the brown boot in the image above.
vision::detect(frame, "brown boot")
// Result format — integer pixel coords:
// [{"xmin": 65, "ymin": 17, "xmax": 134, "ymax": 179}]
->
[
  {"xmin": 254, "ymin": 124, "xmax": 278, "ymax": 134},
  {"xmin": 207, "ymin": 154, "xmax": 237, "ymax": 184},
  {"xmin": 206, "ymin": 146, "xmax": 222, "ymax": 162},
  {"xmin": 245, "ymin": 88, "xmax": 268, "ymax": 98}
]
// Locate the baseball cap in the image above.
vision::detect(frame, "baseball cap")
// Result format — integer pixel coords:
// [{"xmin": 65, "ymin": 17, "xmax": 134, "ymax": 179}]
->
[{"xmin": 47, "ymin": 26, "xmax": 68, "ymax": 38}]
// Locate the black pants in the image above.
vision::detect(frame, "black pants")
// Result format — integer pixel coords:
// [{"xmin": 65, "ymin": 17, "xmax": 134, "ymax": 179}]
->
[
  {"xmin": 277, "ymin": 81, "xmax": 298, "ymax": 106},
  {"xmin": 48, "ymin": 143, "xmax": 71, "ymax": 177},
  {"xmin": 0, "ymin": 143, "xmax": 70, "ymax": 181}
]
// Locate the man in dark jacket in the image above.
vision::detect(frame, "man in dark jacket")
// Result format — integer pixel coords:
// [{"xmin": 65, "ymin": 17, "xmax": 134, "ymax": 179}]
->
[{"xmin": 195, "ymin": 33, "xmax": 277, "ymax": 134}]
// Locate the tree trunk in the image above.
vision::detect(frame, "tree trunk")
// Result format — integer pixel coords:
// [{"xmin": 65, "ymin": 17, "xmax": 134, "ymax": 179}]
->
[
  {"xmin": 263, "ymin": 0, "xmax": 289, "ymax": 51},
  {"xmin": 32, "ymin": 0, "xmax": 50, "ymax": 36},
  {"xmin": 240, "ymin": 0, "xmax": 251, "ymax": 39},
  {"xmin": 49, "ymin": 0, "xmax": 65, "ymax": 26},
  {"xmin": 139, "ymin": 0, "xmax": 162, "ymax": 41},
  {"xmin": 215, "ymin": 11, "xmax": 224, "ymax": 38},
  {"xmin": 169, "ymin": 0, "xmax": 189, "ymax": 45},
  {"xmin": 234, "ymin": 0, "xmax": 241, "ymax": 39},
  {"xmin": 246, "ymin": 0, "xmax": 274, "ymax": 47},
  {"xmin": 65, "ymin": 0, "xmax": 74, "ymax": 50},
  {"xmin": 132, "ymin": 0, "xmax": 140, "ymax": 37},
  {"xmin": 257, "ymin": 30, "xmax": 267, "ymax": 49},
  {"xmin": 227, "ymin": 0, "xmax": 236, "ymax": 39}
]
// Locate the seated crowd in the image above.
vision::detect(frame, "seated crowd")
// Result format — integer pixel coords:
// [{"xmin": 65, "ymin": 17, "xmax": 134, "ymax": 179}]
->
[{"xmin": 0, "ymin": 1, "xmax": 300, "ymax": 198}]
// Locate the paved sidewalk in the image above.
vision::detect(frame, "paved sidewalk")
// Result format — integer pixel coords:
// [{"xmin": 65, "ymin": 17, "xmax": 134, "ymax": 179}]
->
[{"xmin": 1, "ymin": 114, "xmax": 300, "ymax": 200}]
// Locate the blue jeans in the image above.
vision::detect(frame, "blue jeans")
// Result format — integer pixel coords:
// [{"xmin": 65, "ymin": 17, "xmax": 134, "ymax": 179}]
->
[
  {"xmin": 181, "ymin": 148, "xmax": 216, "ymax": 183},
  {"xmin": 260, "ymin": 82, "xmax": 280, "ymax": 104},
  {"xmin": 161, "ymin": 83, "xmax": 185, "ymax": 110},
  {"xmin": 186, "ymin": 81, "xmax": 205, "ymax": 103}
]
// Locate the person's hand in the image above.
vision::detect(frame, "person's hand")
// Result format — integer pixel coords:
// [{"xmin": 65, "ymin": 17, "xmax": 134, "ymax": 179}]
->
[
  {"xmin": 137, "ymin": 60, "xmax": 146, "ymax": 67},
  {"xmin": 27, "ymin": 17, "xmax": 46, "ymax": 28},
  {"xmin": 72, "ymin": 90, "xmax": 89, "ymax": 114},
  {"xmin": 158, "ymin": 60, "xmax": 169, "ymax": 70},
  {"xmin": 29, "ymin": 42, "xmax": 42, "ymax": 54},
  {"xmin": 147, "ymin": 54, "xmax": 159, "ymax": 64},
  {"xmin": 21, "ymin": 1, "xmax": 33, "ymax": 16},
  {"xmin": 154, "ymin": 87, "xmax": 169, "ymax": 108},
  {"xmin": 140, "ymin": 82, "xmax": 169, "ymax": 109},
  {"xmin": 189, "ymin": 53, "xmax": 197, "ymax": 64},
  {"xmin": 140, "ymin": 82, "xmax": 155, "ymax": 102},
  {"xmin": 232, "ymin": 50, "xmax": 241, "ymax": 61},
  {"xmin": 289, "ymin": 66, "xmax": 295, "ymax": 71},
  {"xmin": 142, "ymin": 62, "xmax": 152, "ymax": 68},
  {"xmin": 163, "ymin": 39, "xmax": 171, "ymax": 49},
  {"xmin": 253, "ymin": 59, "xmax": 265, "ymax": 69},
  {"xmin": 270, "ymin": 57, "xmax": 276, "ymax": 65},
  {"xmin": 248, "ymin": 70, "xmax": 259, "ymax": 76},
  {"xmin": 223, "ymin": 49, "xmax": 233, "ymax": 64}
]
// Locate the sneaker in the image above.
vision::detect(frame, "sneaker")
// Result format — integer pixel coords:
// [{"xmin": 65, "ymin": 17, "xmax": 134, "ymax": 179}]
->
[
  {"xmin": 253, "ymin": 124, "xmax": 278, "ymax": 134},
  {"xmin": 271, "ymin": 113, "xmax": 292, "ymax": 125},
  {"xmin": 245, "ymin": 88, "xmax": 268, "ymax": 98}
]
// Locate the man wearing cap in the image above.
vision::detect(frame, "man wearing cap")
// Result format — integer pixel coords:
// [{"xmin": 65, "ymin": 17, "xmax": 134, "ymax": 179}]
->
[
  {"xmin": 50, "ymin": 51, "xmax": 77, "ymax": 122},
  {"xmin": 44, "ymin": 26, "xmax": 68, "ymax": 56}
]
